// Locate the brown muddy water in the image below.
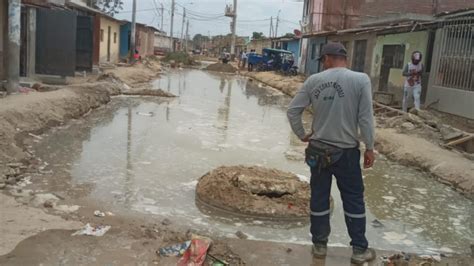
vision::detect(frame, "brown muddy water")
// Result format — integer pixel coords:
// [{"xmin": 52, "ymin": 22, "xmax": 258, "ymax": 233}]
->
[{"xmin": 33, "ymin": 69, "xmax": 473, "ymax": 254}]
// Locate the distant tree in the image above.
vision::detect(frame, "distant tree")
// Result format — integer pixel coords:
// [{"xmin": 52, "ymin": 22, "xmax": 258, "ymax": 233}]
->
[
  {"xmin": 252, "ymin": 32, "xmax": 265, "ymax": 40},
  {"xmin": 88, "ymin": 0, "xmax": 124, "ymax": 16},
  {"xmin": 283, "ymin": 33, "xmax": 295, "ymax": 38},
  {"xmin": 192, "ymin": 34, "xmax": 210, "ymax": 50}
]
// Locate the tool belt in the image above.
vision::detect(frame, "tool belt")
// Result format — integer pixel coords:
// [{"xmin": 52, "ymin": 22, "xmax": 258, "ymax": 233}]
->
[{"xmin": 305, "ymin": 140, "xmax": 343, "ymax": 172}]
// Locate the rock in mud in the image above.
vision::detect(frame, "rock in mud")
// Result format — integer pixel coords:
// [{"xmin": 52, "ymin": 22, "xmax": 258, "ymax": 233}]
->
[
  {"xmin": 196, "ymin": 166, "xmax": 313, "ymax": 219},
  {"xmin": 401, "ymin": 122, "xmax": 416, "ymax": 131},
  {"xmin": 439, "ymin": 125, "xmax": 464, "ymax": 141},
  {"xmin": 31, "ymin": 193, "xmax": 60, "ymax": 207},
  {"xmin": 162, "ymin": 218, "xmax": 172, "ymax": 226},
  {"xmin": 205, "ymin": 63, "xmax": 237, "ymax": 73}
]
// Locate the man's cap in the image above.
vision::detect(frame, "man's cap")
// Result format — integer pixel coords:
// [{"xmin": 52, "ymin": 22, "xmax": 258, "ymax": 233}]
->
[{"xmin": 318, "ymin": 42, "xmax": 348, "ymax": 60}]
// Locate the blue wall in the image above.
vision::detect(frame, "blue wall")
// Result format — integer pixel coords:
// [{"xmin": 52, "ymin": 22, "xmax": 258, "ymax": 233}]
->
[
  {"xmin": 120, "ymin": 23, "xmax": 131, "ymax": 58},
  {"xmin": 306, "ymin": 37, "xmax": 326, "ymax": 75},
  {"xmin": 287, "ymin": 39, "xmax": 300, "ymax": 61}
]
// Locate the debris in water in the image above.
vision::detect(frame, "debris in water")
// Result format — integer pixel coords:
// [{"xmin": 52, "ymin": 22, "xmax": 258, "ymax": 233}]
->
[
  {"xmin": 105, "ymin": 211, "xmax": 115, "ymax": 216},
  {"xmin": 137, "ymin": 112, "xmax": 155, "ymax": 117},
  {"xmin": 158, "ymin": 241, "xmax": 191, "ymax": 257},
  {"xmin": 286, "ymin": 248, "xmax": 293, "ymax": 253},
  {"xmin": 72, "ymin": 223, "xmax": 111, "ymax": 237},
  {"xmin": 420, "ymin": 254, "xmax": 441, "ymax": 262},
  {"xmin": 177, "ymin": 235, "xmax": 212, "ymax": 266},
  {"xmin": 235, "ymin": 231, "xmax": 248, "ymax": 239},
  {"xmin": 94, "ymin": 210, "xmax": 106, "ymax": 217},
  {"xmin": 28, "ymin": 133, "xmax": 43, "ymax": 140},
  {"xmin": 161, "ymin": 218, "xmax": 172, "ymax": 226},
  {"xmin": 371, "ymin": 219, "xmax": 384, "ymax": 228}
]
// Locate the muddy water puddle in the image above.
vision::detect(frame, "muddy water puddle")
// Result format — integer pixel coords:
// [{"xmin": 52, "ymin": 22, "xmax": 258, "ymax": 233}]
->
[{"xmin": 34, "ymin": 69, "xmax": 473, "ymax": 254}]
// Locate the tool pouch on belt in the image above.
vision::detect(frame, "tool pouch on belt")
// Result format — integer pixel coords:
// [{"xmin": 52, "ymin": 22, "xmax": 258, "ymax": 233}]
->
[{"xmin": 305, "ymin": 140, "xmax": 343, "ymax": 172}]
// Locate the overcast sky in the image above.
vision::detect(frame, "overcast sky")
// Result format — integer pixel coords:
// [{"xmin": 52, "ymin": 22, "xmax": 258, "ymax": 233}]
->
[{"xmin": 115, "ymin": 0, "xmax": 304, "ymax": 38}]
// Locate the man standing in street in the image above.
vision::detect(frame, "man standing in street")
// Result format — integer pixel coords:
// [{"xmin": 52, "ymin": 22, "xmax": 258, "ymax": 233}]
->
[
  {"xmin": 241, "ymin": 49, "xmax": 248, "ymax": 69},
  {"xmin": 402, "ymin": 51, "xmax": 423, "ymax": 112},
  {"xmin": 287, "ymin": 42, "xmax": 376, "ymax": 264}
]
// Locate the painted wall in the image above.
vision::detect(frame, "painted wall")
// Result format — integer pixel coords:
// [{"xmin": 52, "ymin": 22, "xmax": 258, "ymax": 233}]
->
[
  {"xmin": 154, "ymin": 34, "xmax": 172, "ymax": 51},
  {"xmin": 0, "ymin": 1, "xmax": 6, "ymax": 80},
  {"xmin": 99, "ymin": 16, "xmax": 120, "ymax": 63},
  {"xmin": 119, "ymin": 23, "xmax": 130, "ymax": 58},
  {"xmin": 305, "ymin": 36, "xmax": 326, "ymax": 75},
  {"xmin": 287, "ymin": 39, "xmax": 300, "ymax": 61},
  {"xmin": 299, "ymin": 38, "xmax": 308, "ymax": 73},
  {"xmin": 370, "ymin": 31, "xmax": 429, "ymax": 101},
  {"xmin": 328, "ymin": 32, "xmax": 376, "ymax": 75}
]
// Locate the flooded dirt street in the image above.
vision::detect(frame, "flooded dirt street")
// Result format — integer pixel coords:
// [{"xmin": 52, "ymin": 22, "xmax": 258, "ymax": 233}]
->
[{"xmin": 32, "ymin": 69, "xmax": 473, "ymax": 255}]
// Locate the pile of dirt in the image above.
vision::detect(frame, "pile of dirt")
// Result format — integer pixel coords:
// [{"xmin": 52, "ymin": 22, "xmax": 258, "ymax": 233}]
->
[
  {"xmin": 196, "ymin": 165, "xmax": 310, "ymax": 219},
  {"xmin": 162, "ymin": 52, "xmax": 197, "ymax": 66},
  {"xmin": 205, "ymin": 63, "xmax": 237, "ymax": 73}
]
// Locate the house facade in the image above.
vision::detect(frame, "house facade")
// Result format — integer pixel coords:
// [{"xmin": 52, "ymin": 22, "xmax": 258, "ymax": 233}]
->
[
  {"xmin": 99, "ymin": 15, "xmax": 120, "ymax": 63},
  {"xmin": 426, "ymin": 10, "xmax": 474, "ymax": 119},
  {"xmin": 370, "ymin": 30, "xmax": 431, "ymax": 103}
]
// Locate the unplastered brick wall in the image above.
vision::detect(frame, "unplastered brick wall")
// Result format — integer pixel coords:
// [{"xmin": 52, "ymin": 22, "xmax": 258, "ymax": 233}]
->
[{"xmin": 360, "ymin": 0, "xmax": 473, "ymax": 17}]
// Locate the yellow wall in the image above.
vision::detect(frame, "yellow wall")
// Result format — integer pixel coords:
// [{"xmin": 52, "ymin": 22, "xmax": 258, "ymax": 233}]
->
[{"xmin": 99, "ymin": 16, "xmax": 120, "ymax": 63}]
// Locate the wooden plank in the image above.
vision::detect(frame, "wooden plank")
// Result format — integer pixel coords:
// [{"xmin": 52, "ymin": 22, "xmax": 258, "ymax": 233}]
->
[{"xmin": 446, "ymin": 134, "xmax": 474, "ymax": 147}]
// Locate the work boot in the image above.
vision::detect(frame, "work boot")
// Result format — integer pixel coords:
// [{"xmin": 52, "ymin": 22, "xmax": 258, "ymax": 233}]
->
[
  {"xmin": 312, "ymin": 244, "xmax": 327, "ymax": 258},
  {"xmin": 351, "ymin": 247, "xmax": 376, "ymax": 264}
]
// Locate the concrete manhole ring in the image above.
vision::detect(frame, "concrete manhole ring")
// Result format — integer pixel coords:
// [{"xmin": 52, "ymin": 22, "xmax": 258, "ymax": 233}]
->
[{"xmin": 196, "ymin": 165, "xmax": 317, "ymax": 221}]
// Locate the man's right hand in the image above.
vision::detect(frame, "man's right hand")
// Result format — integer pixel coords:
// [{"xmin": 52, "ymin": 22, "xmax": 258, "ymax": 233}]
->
[
  {"xmin": 302, "ymin": 132, "xmax": 313, "ymax": 143},
  {"xmin": 364, "ymin": 150, "xmax": 375, "ymax": 169}
]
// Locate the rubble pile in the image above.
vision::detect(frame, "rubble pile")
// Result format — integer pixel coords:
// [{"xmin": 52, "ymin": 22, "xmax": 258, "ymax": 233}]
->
[
  {"xmin": 196, "ymin": 165, "xmax": 310, "ymax": 220},
  {"xmin": 205, "ymin": 63, "xmax": 237, "ymax": 73}
]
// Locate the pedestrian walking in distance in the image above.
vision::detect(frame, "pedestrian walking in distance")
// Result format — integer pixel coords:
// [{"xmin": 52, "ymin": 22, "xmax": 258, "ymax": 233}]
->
[
  {"xmin": 287, "ymin": 42, "xmax": 376, "ymax": 264},
  {"xmin": 402, "ymin": 51, "xmax": 424, "ymax": 112}
]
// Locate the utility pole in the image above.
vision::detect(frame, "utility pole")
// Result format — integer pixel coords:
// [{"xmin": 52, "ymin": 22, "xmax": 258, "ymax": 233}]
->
[
  {"xmin": 160, "ymin": 3, "xmax": 164, "ymax": 31},
  {"xmin": 269, "ymin": 16, "xmax": 273, "ymax": 38},
  {"xmin": 230, "ymin": 0, "xmax": 237, "ymax": 57},
  {"xmin": 6, "ymin": 0, "xmax": 21, "ymax": 94},
  {"xmin": 181, "ymin": 7, "xmax": 186, "ymax": 51},
  {"xmin": 185, "ymin": 20, "xmax": 189, "ymax": 53},
  {"xmin": 129, "ymin": 0, "xmax": 137, "ymax": 62},
  {"xmin": 275, "ymin": 10, "xmax": 281, "ymax": 38},
  {"xmin": 170, "ymin": 0, "xmax": 175, "ymax": 52}
]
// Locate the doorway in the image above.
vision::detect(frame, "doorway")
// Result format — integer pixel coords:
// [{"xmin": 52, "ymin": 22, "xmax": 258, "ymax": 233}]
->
[
  {"xmin": 352, "ymin": 39, "xmax": 367, "ymax": 72},
  {"xmin": 107, "ymin": 26, "xmax": 111, "ymax": 62},
  {"xmin": 379, "ymin": 44, "xmax": 405, "ymax": 91}
]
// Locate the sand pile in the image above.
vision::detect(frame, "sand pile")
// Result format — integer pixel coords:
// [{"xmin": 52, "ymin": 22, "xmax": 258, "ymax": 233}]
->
[{"xmin": 205, "ymin": 63, "xmax": 237, "ymax": 73}]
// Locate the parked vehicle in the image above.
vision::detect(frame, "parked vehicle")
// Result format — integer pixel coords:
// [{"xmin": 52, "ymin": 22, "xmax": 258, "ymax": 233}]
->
[
  {"xmin": 247, "ymin": 48, "xmax": 295, "ymax": 73},
  {"xmin": 280, "ymin": 53, "xmax": 298, "ymax": 76}
]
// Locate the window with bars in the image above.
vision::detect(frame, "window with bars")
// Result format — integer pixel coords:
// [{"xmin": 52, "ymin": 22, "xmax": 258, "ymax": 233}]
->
[{"xmin": 434, "ymin": 16, "xmax": 474, "ymax": 91}]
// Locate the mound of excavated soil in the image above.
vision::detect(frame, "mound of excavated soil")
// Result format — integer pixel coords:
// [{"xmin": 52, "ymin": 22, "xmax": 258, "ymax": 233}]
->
[
  {"xmin": 205, "ymin": 63, "xmax": 237, "ymax": 73},
  {"xmin": 196, "ymin": 165, "xmax": 310, "ymax": 219}
]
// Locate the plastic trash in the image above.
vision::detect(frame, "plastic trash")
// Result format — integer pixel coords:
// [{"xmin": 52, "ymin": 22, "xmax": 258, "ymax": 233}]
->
[
  {"xmin": 72, "ymin": 223, "xmax": 111, "ymax": 237},
  {"xmin": 94, "ymin": 210, "xmax": 106, "ymax": 217},
  {"xmin": 158, "ymin": 241, "xmax": 191, "ymax": 257},
  {"xmin": 136, "ymin": 112, "xmax": 154, "ymax": 117},
  {"xmin": 177, "ymin": 235, "xmax": 212, "ymax": 266}
]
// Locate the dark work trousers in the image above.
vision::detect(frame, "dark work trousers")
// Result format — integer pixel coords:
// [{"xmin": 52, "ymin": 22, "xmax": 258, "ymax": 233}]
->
[{"xmin": 309, "ymin": 148, "xmax": 368, "ymax": 249}]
